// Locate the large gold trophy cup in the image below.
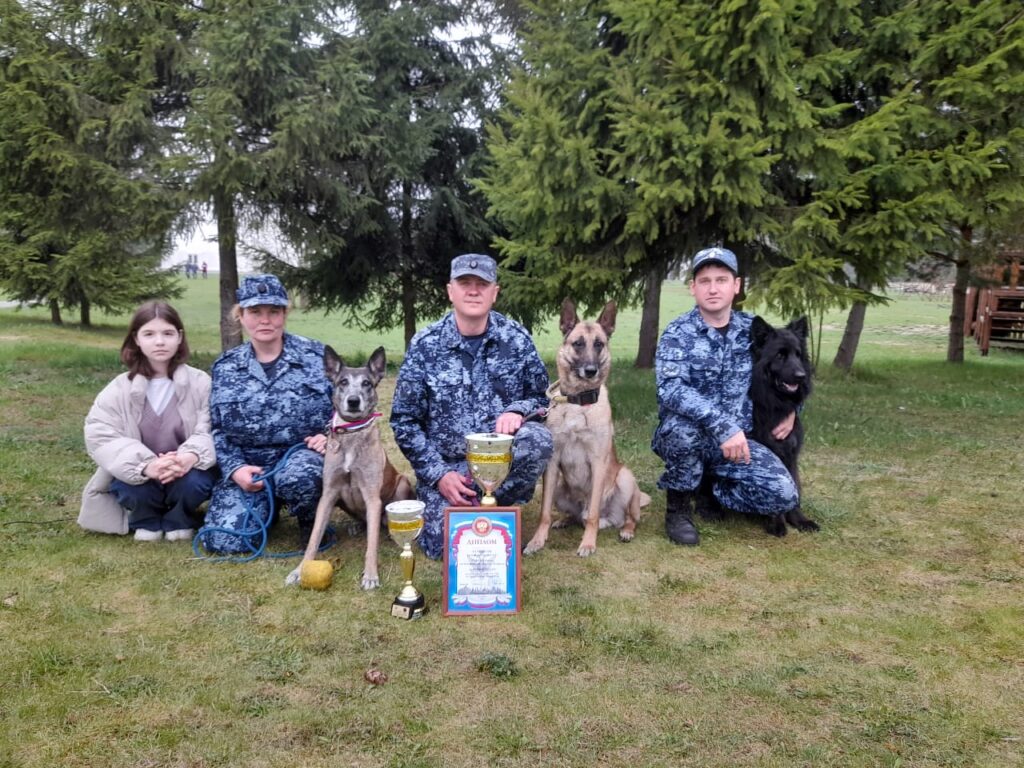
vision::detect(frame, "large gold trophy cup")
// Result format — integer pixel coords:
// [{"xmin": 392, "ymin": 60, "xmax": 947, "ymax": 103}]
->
[
  {"xmin": 466, "ymin": 432, "xmax": 514, "ymax": 506},
  {"xmin": 386, "ymin": 500, "xmax": 426, "ymax": 619}
]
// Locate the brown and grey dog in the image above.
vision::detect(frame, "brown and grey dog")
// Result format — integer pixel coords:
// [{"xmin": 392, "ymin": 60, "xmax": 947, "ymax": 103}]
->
[
  {"xmin": 524, "ymin": 299, "xmax": 650, "ymax": 558},
  {"xmin": 286, "ymin": 346, "xmax": 414, "ymax": 589}
]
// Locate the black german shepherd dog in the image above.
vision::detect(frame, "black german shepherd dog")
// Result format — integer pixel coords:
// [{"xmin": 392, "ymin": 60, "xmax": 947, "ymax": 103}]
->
[{"xmin": 749, "ymin": 316, "xmax": 819, "ymax": 536}]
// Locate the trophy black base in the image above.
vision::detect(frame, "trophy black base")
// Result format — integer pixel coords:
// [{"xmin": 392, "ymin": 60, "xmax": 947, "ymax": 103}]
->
[{"xmin": 391, "ymin": 594, "xmax": 427, "ymax": 620}]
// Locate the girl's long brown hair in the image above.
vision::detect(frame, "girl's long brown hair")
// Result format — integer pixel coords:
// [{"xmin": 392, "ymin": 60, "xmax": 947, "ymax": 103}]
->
[{"xmin": 120, "ymin": 301, "xmax": 190, "ymax": 379}]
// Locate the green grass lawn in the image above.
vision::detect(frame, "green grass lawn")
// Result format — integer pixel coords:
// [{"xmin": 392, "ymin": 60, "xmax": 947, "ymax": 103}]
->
[{"xmin": 1, "ymin": 280, "xmax": 1022, "ymax": 767}]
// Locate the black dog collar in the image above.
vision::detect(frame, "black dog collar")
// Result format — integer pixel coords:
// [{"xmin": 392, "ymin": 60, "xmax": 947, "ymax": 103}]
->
[{"xmin": 565, "ymin": 388, "xmax": 600, "ymax": 406}]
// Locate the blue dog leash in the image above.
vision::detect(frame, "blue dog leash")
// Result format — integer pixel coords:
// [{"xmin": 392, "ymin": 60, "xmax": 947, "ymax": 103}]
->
[{"xmin": 192, "ymin": 443, "xmax": 336, "ymax": 563}]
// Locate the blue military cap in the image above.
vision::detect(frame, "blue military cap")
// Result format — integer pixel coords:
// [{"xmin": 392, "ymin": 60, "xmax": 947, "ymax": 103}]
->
[
  {"xmin": 236, "ymin": 274, "xmax": 289, "ymax": 308},
  {"xmin": 450, "ymin": 253, "xmax": 497, "ymax": 283},
  {"xmin": 690, "ymin": 247, "xmax": 739, "ymax": 277}
]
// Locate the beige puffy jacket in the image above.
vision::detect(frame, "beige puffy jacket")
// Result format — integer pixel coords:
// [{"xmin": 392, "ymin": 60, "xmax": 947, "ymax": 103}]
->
[{"xmin": 79, "ymin": 364, "xmax": 216, "ymax": 534}]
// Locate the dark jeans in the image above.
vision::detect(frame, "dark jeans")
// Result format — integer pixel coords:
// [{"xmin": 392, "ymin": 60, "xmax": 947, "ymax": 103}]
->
[{"xmin": 111, "ymin": 468, "xmax": 215, "ymax": 532}]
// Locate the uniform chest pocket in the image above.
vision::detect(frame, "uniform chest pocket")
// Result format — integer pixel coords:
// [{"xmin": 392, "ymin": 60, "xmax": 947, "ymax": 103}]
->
[
  {"xmin": 686, "ymin": 359, "xmax": 724, "ymax": 394},
  {"xmin": 425, "ymin": 369, "xmax": 465, "ymax": 419}
]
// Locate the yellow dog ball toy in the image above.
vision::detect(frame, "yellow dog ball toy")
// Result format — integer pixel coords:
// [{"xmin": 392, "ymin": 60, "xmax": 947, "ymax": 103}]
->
[{"xmin": 299, "ymin": 559, "xmax": 333, "ymax": 590}]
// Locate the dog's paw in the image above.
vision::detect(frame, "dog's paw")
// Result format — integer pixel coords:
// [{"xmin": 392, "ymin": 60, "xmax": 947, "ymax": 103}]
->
[
  {"xmin": 576, "ymin": 543, "xmax": 597, "ymax": 557},
  {"xmin": 360, "ymin": 573, "xmax": 381, "ymax": 591},
  {"xmin": 764, "ymin": 514, "xmax": 788, "ymax": 538},
  {"xmin": 618, "ymin": 529, "xmax": 634, "ymax": 543},
  {"xmin": 785, "ymin": 509, "xmax": 820, "ymax": 532},
  {"xmin": 285, "ymin": 566, "xmax": 302, "ymax": 587},
  {"xmin": 551, "ymin": 518, "xmax": 571, "ymax": 529},
  {"xmin": 523, "ymin": 538, "xmax": 545, "ymax": 556}
]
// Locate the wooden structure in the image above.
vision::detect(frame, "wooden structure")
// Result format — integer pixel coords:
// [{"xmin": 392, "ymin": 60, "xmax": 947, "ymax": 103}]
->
[{"xmin": 965, "ymin": 251, "xmax": 1024, "ymax": 355}]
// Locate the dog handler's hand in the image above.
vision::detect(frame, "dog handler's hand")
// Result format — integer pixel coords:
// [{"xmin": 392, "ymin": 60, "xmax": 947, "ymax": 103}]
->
[
  {"xmin": 720, "ymin": 431, "xmax": 751, "ymax": 464},
  {"xmin": 772, "ymin": 411, "xmax": 796, "ymax": 441},
  {"xmin": 438, "ymin": 471, "xmax": 478, "ymax": 506},
  {"xmin": 232, "ymin": 465, "xmax": 265, "ymax": 492},
  {"xmin": 305, "ymin": 434, "xmax": 327, "ymax": 454},
  {"xmin": 495, "ymin": 411, "xmax": 523, "ymax": 435}
]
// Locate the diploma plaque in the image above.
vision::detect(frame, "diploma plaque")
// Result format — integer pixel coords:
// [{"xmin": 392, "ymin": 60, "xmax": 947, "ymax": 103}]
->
[{"xmin": 442, "ymin": 507, "xmax": 522, "ymax": 616}]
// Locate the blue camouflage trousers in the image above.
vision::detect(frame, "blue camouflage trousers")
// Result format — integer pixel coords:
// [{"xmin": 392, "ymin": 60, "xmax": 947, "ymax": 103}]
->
[
  {"xmin": 653, "ymin": 421, "xmax": 798, "ymax": 516},
  {"xmin": 199, "ymin": 447, "xmax": 324, "ymax": 553},
  {"xmin": 415, "ymin": 421, "xmax": 553, "ymax": 560}
]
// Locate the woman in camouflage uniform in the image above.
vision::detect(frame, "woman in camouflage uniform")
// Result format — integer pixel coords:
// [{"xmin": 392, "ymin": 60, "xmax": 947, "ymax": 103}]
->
[{"xmin": 199, "ymin": 275, "xmax": 333, "ymax": 553}]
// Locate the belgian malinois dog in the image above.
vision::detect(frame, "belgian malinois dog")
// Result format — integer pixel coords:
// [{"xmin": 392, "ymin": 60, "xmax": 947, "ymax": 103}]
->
[
  {"xmin": 524, "ymin": 299, "xmax": 649, "ymax": 557},
  {"xmin": 286, "ymin": 346, "xmax": 414, "ymax": 589}
]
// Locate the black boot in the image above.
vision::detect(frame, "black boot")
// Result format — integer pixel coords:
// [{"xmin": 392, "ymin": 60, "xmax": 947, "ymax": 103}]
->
[{"xmin": 665, "ymin": 489, "xmax": 700, "ymax": 546}]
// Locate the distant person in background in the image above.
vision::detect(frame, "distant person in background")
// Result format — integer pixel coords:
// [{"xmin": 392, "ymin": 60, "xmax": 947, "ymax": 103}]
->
[
  {"xmin": 201, "ymin": 262, "xmax": 208, "ymax": 279},
  {"xmin": 199, "ymin": 274, "xmax": 334, "ymax": 553},
  {"xmin": 80, "ymin": 302, "xmax": 216, "ymax": 541}
]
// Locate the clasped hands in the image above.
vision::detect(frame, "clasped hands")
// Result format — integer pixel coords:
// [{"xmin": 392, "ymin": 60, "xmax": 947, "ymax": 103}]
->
[{"xmin": 143, "ymin": 451, "xmax": 199, "ymax": 484}]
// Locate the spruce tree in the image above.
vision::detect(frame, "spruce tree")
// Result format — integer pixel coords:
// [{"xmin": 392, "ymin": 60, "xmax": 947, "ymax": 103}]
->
[
  {"xmin": 175, "ymin": 0, "xmax": 372, "ymax": 350},
  {"xmin": 263, "ymin": 0, "xmax": 500, "ymax": 348},
  {"xmin": 0, "ymin": 0, "xmax": 180, "ymax": 325},
  {"xmin": 482, "ymin": 0, "xmax": 828, "ymax": 367}
]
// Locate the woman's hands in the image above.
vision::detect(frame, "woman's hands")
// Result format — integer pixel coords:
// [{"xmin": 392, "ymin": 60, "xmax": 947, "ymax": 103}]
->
[{"xmin": 143, "ymin": 451, "xmax": 200, "ymax": 484}]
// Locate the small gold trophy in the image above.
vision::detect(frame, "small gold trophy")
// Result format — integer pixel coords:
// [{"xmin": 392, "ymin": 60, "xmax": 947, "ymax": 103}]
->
[
  {"xmin": 466, "ymin": 432, "xmax": 514, "ymax": 506},
  {"xmin": 386, "ymin": 500, "xmax": 426, "ymax": 620}
]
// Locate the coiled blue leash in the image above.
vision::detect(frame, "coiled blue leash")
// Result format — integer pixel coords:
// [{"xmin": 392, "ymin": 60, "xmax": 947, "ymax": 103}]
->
[{"xmin": 192, "ymin": 443, "xmax": 336, "ymax": 563}]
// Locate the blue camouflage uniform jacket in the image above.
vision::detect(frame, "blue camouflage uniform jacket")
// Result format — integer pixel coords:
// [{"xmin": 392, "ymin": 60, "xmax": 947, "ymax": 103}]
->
[
  {"xmin": 391, "ymin": 311, "xmax": 549, "ymax": 488},
  {"xmin": 210, "ymin": 333, "xmax": 333, "ymax": 480},
  {"xmin": 654, "ymin": 307, "xmax": 754, "ymax": 448}
]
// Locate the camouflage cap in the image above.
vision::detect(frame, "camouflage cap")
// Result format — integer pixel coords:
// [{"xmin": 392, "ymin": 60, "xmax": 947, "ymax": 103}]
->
[
  {"xmin": 450, "ymin": 253, "xmax": 497, "ymax": 283},
  {"xmin": 690, "ymin": 247, "xmax": 739, "ymax": 277},
  {"xmin": 236, "ymin": 274, "xmax": 289, "ymax": 308}
]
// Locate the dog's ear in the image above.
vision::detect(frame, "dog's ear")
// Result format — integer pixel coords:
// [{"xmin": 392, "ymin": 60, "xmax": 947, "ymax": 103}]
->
[
  {"xmin": 787, "ymin": 316, "xmax": 809, "ymax": 341},
  {"xmin": 750, "ymin": 316, "xmax": 772, "ymax": 354},
  {"xmin": 324, "ymin": 345, "xmax": 343, "ymax": 379},
  {"xmin": 367, "ymin": 346, "xmax": 386, "ymax": 384},
  {"xmin": 560, "ymin": 298, "xmax": 579, "ymax": 337},
  {"xmin": 597, "ymin": 301, "xmax": 617, "ymax": 338}
]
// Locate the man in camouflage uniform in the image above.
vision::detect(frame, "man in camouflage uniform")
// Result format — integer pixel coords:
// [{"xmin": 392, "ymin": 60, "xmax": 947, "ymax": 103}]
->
[
  {"xmin": 200, "ymin": 275, "xmax": 333, "ymax": 553},
  {"xmin": 391, "ymin": 254, "xmax": 553, "ymax": 560},
  {"xmin": 652, "ymin": 247, "xmax": 799, "ymax": 546}
]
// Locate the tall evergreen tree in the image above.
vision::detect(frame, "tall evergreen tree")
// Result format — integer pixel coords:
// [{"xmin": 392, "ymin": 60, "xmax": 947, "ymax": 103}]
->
[
  {"xmin": 778, "ymin": 0, "xmax": 1024, "ymax": 368},
  {"xmin": 263, "ymin": 0, "xmax": 500, "ymax": 348},
  {"xmin": 173, "ymin": 0, "xmax": 372, "ymax": 350},
  {"xmin": 481, "ymin": 0, "xmax": 829, "ymax": 367},
  {"xmin": 902, "ymin": 0, "xmax": 1024, "ymax": 362},
  {"xmin": 0, "ymin": 0, "xmax": 180, "ymax": 325}
]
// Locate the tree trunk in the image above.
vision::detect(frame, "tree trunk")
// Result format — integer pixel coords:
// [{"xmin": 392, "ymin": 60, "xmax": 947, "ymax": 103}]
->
[
  {"xmin": 80, "ymin": 297, "xmax": 91, "ymax": 327},
  {"xmin": 49, "ymin": 299, "xmax": 62, "ymax": 325},
  {"xmin": 215, "ymin": 187, "xmax": 242, "ymax": 352},
  {"xmin": 947, "ymin": 224, "xmax": 973, "ymax": 364},
  {"xmin": 833, "ymin": 300, "xmax": 867, "ymax": 372},
  {"xmin": 635, "ymin": 266, "xmax": 662, "ymax": 369},
  {"xmin": 400, "ymin": 180, "xmax": 416, "ymax": 350},
  {"xmin": 402, "ymin": 271, "xmax": 416, "ymax": 349},
  {"xmin": 947, "ymin": 258, "xmax": 970, "ymax": 363}
]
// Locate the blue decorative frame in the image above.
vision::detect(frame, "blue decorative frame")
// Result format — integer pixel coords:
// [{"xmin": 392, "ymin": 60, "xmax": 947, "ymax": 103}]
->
[{"xmin": 442, "ymin": 507, "xmax": 522, "ymax": 615}]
